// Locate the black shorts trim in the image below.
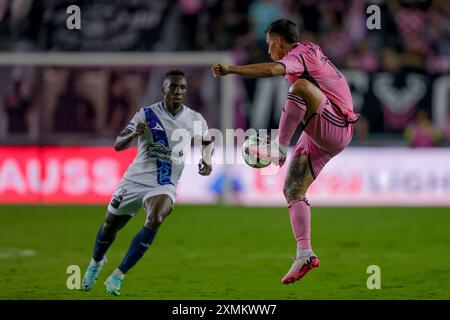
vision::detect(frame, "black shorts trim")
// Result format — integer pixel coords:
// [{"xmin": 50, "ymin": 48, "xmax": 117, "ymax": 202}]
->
[
  {"xmin": 322, "ymin": 113, "xmax": 347, "ymax": 127},
  {"xmin": 322, "ymin": 109, "xmax": 346, "ymax": 125}
]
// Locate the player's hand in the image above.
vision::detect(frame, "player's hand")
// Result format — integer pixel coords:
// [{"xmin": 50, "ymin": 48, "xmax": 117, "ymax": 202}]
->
[
  {"xmin": 198, "ymin": 157, "xmax": 212, "ymax": 176},
  {"xmin": 134, "ymin": 122, "xmax": 149, "ymax": 136},
  {"xmin": 211, "ymin": 63, "xmax": 230, "ymax": 77}
]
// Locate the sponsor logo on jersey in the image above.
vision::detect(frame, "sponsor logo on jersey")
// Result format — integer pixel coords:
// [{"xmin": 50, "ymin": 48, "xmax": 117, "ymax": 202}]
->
[{"xmin": 146, "ymin": 142, "xmax": 184, "ymax": 164}]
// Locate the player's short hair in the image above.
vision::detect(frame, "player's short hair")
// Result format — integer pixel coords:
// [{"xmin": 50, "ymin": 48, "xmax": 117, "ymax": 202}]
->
[
  {"xmin": 165, "ymin": 70, "xmax": 185, "ymax": 78},
  {"xmin": 264, "ymin": 19, "xmax": 299, "ymax": 44}
]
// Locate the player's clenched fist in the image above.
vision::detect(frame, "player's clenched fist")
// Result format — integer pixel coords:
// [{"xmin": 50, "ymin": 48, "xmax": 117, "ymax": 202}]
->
[
  {"xmin": 211, "ymin": 63, "xmax": 230, "ymax": 77},
  {"xmin": 198, "ymin": 157, "xmax": 212, "ymax": 176},
  {"xmin": 134, "ymin": 122, "xmax": 149, "ymax": 136}
]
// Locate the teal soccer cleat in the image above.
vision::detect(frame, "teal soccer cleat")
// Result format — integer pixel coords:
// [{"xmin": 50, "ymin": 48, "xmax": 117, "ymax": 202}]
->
[
  {"xmin": 81, "ymin": 257, "xmax": 107, "ymax": 291},
  {"xmin": 104, "ymin": 273, "xmax": 123, "ymax": 296}
]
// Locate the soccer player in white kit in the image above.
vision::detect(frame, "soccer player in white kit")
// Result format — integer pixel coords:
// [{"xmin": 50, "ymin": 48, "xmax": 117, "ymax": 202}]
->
[{"xmin": 81, "ymin": 70, "xmax": 214, "ymax": 296}]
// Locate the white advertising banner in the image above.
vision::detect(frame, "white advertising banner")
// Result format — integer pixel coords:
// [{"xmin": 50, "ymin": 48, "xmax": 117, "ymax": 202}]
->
[{"xmin": 177, "ymin": 147, "xmax": 450, "ymax": 206}]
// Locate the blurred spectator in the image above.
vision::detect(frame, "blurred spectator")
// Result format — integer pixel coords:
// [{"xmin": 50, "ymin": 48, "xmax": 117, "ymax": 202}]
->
[
  {"xmin": 53, "ymin": 72, "xmax": 96, "ymax": 133},
  {"xmin": 353, "ymin": 116, "xmax": 370, "ymax": 141},
  {"xmin": 345, "ymin": 39, "xmax": 379, "ymax": 72},
  {"xmin": 442, "ymin": 115, "xmax": 450, "ymax": 143},
  {"xmin": 248, "ymin": 0, "xmax": 282, "ymax": 48},
  {"xmin": 0, "ymin": 0, "xmax": 446, "ymax": 74},
  {"xmin": 320, "ymin": 14, "xmax": 352, "ymax": 66},
  {"xmin": 207, "ymin": 0, "xmax": 250, "ymax": 50},
  {"xmin": 404, "ymin": 110, "xmax": 441, "ymax": 148},
  {"xmin": 0, "ymin": 0, "xmax": 43, "ymax": 51},
  {"xmin": 380, "ymin": 46, "xmax": 402, "ymax": 72},
  {"xmin": 178, "ymin": 0, "xmax": 202, "ymax": 50},
  {"xmin": 3, "ymin": 80, "xmax": 31, "ymax": 133},
  {"xmin": 296, "ymin": 0, "xmax": 321, "ymax": 34},
  {"xmin": 0, "ymin": 0, "xmax": 448, "ymax": 145},
  {"xmin": 106, "ymin": 74, "xmax": 131, "ymax": 134}
]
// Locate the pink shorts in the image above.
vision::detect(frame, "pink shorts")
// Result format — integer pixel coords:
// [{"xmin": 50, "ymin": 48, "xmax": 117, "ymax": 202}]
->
[{"xmin": 292, "ymin": 96, "xmax": 354, "ymax": 179}]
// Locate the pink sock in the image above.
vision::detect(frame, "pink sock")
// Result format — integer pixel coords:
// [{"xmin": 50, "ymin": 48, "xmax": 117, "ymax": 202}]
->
[
  {"xmin": 288, "ymin": 199, "xmax": 311, "ymax": 250},
  {"xmin": 278, "ymin": 93, "xmax": 307, "ymax": 148}
]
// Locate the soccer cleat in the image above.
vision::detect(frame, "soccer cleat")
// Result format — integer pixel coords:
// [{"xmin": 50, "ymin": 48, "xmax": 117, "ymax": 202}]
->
[
  {"xmin": 281, "ymin": 255, "xmax": 320, "ymax": 284},
  {"xmin": 81, "ymin": 257, "xmax": 107, "ymax": 291},
  {"xmin": 247, "ymin": 139, "xmax": 287, "ymax": 166},
  {"xmin": 104, "ymin": 273, "xmax": 123, "ymax": 296}
]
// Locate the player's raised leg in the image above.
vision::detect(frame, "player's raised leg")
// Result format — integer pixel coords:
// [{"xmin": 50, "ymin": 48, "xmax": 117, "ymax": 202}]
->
[
  {"xmin": 281, "ymin": 155, "xmax": 320, "ymax": 284},
  {"xmin": 82, "ymin": 212, "xmax": 131, "ymax": 291},
  {"xmin": 277, "ymin": 79, "xmax": 325, "ymax": 150},
  {"xmin": 252, "ymin": 79, "xmax": 326, "ymax": 162},
  {"xmin": 105, "ymin": 194, "xmax": 173, "ymax": 296}
]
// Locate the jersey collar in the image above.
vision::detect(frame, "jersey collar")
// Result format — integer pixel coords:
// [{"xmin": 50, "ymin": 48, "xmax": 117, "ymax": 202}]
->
[{"xmin": 160, "ymin": 101, "xmax": 185, "ymax": 119}]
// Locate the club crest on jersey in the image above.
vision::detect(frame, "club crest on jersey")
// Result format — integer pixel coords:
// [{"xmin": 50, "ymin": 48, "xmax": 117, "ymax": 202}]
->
[{"xmin": 151, "ymin": 122, "xmax": 164, "ymax": 131}]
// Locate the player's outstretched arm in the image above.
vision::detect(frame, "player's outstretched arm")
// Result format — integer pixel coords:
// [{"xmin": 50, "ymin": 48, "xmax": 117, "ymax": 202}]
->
[
  {"xmin": 114, "ymin": 122, "xmax": 148, "ymax": 151},
  {"xmin": 211, "ymin": 62, "xmax": 285, "ymax": 78},
  {"xmin": 198, "ymin": 136, "xmax": 214, "ymax": 176}
]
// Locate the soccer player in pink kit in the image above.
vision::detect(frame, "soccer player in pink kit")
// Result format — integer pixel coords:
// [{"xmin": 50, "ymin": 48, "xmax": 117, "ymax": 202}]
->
[{"xmin": 212, "ymin": 19, "xmax": 359, "ymax": 284}]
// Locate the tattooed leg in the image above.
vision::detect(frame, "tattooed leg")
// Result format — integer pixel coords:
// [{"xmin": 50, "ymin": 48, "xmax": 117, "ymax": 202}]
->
[{"xmin": 283, "ymin": 155, "xmax": 315, "ymax": 203}]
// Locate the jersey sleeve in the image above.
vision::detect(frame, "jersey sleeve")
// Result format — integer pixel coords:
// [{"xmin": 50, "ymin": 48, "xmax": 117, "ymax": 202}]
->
[
  {"xmin": 202, "ymin": 116, "xmax": 209, "ymax": 140},
  {"xmin": 199, "ymin": 115, "xmax": 209, "ymax": 140},
  {"xmin": 193, "ymin": 112, "xmax": 209, "ymax": 140},
  {"xmin": 277, "ymin": 52, "xmax": 304, "ymax": 76},
  {"xmin": 125, "ymin": 108, "xmax": 145, "ymax": 132}
]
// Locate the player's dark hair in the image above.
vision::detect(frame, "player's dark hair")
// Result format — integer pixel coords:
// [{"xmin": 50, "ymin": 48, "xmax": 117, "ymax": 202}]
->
[
  {"xmin": 264, "ymin": 19, "xmax": 299, "ymax": 44},
  {"xmin": 165, "ymin": 70, "xmax": 185, "ymax": 78}
]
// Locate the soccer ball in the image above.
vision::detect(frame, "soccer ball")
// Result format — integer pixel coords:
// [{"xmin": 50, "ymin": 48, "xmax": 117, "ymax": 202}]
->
[{"xmin": 242, "ymin": 134, "xmax": 272, "ymax": 169}]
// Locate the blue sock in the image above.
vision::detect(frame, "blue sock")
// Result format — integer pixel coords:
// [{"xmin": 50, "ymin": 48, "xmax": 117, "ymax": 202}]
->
[
  {"xmin": 93, "ymin": 226, "xmax": 116, "ymax": 262},
  {"xmin": 118, "ymin": 227, "xmax": 157, "ymax": 274}
]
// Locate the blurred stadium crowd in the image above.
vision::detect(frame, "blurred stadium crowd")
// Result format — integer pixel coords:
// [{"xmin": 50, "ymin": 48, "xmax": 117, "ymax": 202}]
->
[{"xmin": 0, "ymin": 0, "xmax": 449, "ymax": 147}]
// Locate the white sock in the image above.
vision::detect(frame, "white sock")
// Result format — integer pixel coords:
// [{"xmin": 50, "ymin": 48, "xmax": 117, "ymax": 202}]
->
[
  {"xmin": 90, "ymin": 258, "xmax": 104, "ymax": 267},
  {"xmin": 296, "ymin": 249, "xmax": 313, "ymax": 259},
  {"xmin": 112, "ymin": 268, "xmax": 125, "ymax": 279}
]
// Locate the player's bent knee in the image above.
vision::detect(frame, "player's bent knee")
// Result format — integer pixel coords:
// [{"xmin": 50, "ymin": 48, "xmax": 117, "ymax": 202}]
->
[
  {"xmin": 102, "ymin": 221, "xmax": 115, "ymax": 235},
  {"xmin": 283, "ymin": 180, "xmax": 307, "ymax": 203},
  {"xmin": 289, "ymin": 79, "xmax": 310, "ymax": 96},
  {"xmin": 144, "ymin": 217, "xmax": 158, "ymax": 230},
  {"xmin": 283, "ymin": 187, "xmax": 305, "ymax": 203},
  {"xmin": 144, "ymin": 209, "xmax": 170, "ymax": 230}
]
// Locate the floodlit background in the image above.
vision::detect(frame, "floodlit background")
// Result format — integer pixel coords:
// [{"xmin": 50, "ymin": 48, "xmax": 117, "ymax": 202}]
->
[{"xmin": 0, "ymin": 0, "xmax": 449, "ymax": 299}]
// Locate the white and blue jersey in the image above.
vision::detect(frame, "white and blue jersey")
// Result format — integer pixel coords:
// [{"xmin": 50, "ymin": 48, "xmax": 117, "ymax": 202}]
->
[
  {"xmin": 107, "ymin": 101, "xmax": 208, "ymax": 216},
  {"xmin": 123, "ymin": 101, "xmax": 208, "ymax": 188}
]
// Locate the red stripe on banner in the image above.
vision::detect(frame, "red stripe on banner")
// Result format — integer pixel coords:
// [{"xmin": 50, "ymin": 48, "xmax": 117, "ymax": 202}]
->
[{"xmin": 0, "ymin": 146, "xmax": 137, "ymax": 204}]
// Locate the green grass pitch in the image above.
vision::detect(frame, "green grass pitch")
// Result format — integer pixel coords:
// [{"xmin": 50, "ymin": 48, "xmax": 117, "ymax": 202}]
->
[{"xmin": 0, "ymin": 205, "xmax": 449, "ymax": 300}]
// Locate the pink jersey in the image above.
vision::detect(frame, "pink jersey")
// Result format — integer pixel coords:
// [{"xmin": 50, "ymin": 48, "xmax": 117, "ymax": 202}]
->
[{"xmin": 278, "ymin": 42, "xmax": 359, "ymax": 123}]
